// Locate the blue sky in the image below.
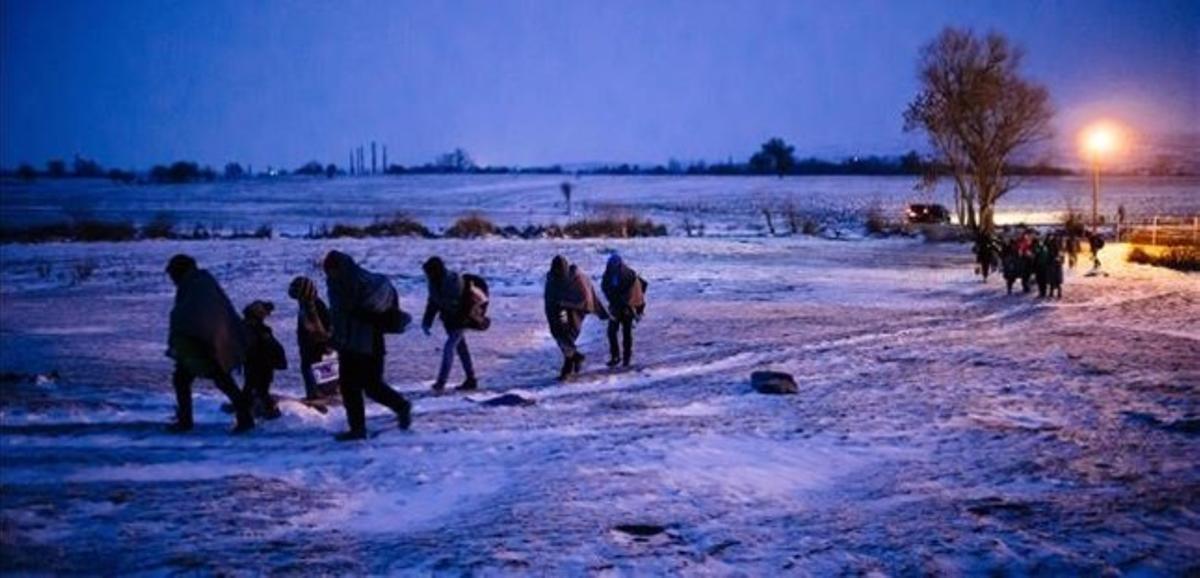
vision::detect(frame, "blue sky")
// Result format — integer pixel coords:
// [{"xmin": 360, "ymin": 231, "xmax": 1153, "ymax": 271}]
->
[{"xmin": 1, "ymin": 0, "xmax": 1196, "ymax": 169}]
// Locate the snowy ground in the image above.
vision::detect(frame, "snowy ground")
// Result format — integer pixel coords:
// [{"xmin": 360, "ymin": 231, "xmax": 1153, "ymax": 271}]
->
[
  {"xmin": 1, "ymin": 236, "xmax": 1198, "ymax": 575},
  {"xmin": 3, "ymin": 174, "xmax": 1198, "ymax": 235}
]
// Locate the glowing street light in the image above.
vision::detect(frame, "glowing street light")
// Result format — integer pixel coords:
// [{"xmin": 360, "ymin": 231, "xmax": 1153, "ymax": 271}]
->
[{"xmin": 1079, "ymin": 122, "xmax": 1122, "ymax": 233}]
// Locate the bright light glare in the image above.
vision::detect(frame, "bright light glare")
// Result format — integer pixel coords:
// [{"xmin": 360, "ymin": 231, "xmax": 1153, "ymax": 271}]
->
[{"xmin": 1080, "ymin": 122, "xmax": 1122, "ymax": 158}]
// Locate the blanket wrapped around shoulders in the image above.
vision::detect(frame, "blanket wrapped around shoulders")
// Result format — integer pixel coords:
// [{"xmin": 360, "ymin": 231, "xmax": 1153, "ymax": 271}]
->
[{"xmin": 168, "ymin": 269, "xmax": 246, "ymax": 377}]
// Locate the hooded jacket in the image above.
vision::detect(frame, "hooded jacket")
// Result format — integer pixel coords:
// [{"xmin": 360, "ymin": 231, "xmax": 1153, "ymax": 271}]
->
[
  {"xmin": 325, "ymin": 251, "xmax": 396, "ymax": 356},
  {"xmin": 601, "ymin": 254, "xmax": 646, "ymax": 317},
  {"xmin": 168, "ymin": 269, "xmax": 246, "ymax": 376}
]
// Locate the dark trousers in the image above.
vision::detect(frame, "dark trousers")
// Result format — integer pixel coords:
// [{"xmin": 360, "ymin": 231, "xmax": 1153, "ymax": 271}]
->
[
  {"xmin": 607, "ymin": 317, "xmax": 633, "ymax": 362},
  {"xmin": 173, "ymin": 365, "xmax": 251, "ymax": 426},
  {"xmin": 339, "ymin": 351, "xmax": 408, "ymax": 434}
]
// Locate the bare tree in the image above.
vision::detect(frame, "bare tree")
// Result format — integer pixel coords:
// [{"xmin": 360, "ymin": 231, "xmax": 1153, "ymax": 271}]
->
[{"xmin": 904, "ymin": 28, "xmax": 1053, "ymax": 237}]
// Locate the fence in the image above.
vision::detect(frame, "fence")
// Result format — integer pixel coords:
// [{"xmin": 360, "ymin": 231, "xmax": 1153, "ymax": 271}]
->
[{"xmin": 1117, "ymin": 215, "xmax": 1200, "ymax": 247}]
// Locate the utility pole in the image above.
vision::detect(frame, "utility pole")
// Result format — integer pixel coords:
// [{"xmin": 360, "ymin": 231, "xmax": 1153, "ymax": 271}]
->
[{"xmin": 1091, "ymin": 154, "xmax": 1100, "ymax": 234}]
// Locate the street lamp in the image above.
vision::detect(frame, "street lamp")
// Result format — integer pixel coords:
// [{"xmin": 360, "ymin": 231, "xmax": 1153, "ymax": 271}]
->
[{"xmin": 1080, "ymin": 122, "xmax": 1120, "ymax": 234}]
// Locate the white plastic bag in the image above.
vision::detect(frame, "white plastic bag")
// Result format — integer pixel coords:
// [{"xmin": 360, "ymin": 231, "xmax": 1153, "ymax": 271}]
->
[{"xmin": 311, "ymin": 352, "xmax": 339, "ymax": 385}]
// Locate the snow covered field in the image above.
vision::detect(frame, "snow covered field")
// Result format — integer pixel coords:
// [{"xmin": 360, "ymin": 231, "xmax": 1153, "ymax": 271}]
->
[
  {"xmin": 1, "ymin": 233, "xmax": 1197, "ymax": 575},
  {"xmin": 3, "ymin": 174, "xmax": 1198, "ymax": 235}
]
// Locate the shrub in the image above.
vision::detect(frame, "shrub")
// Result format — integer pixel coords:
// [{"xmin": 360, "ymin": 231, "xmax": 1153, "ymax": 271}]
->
[
  {"xmin": 865, "ymin": 204, "xmax": 893, "ymax": 235},
  {"xmin": 0, "ymin": 220, "xmax": 136, "ymax": 243},
  {"xmin": 445, "ymin": 213, "xmax": 499, "ymax": 238},
  {"xmin": 321, "ymin": 214, "xmax": 432, "ymax": 239},
  {"xmin": 563, "ymin": 217, "xmax": 667, "ymax": 238},
  {"xmin": 141, "ymin": 213, "xmax": 176, "ymax": 239},
  {"xmin": 1128, "ymin": 245, "xmax": 1200, "ymax": 272},
  {"xmin": 74, "ymin": 220, "xmax": 137, "ymax": 242}
]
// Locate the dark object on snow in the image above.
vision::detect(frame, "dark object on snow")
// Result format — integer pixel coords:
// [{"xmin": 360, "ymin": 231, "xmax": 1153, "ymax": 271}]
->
[
  {"xmin": 602, "ymin": 253, "xmax": 647, "ymax": 367},
  {"xmin": 243, "ymin": 300, "xmax": 287, "ymax": 419},
  {"xmin": 165, "ymin": 256, "xmax": 254, "ymax": 432},
  {"xmin": 422, "ymin": 257, "xmax": 479, "ymax": 391},
  {"xmin": 751, "ymin": 371, "xmax": 798, "ymax": 395},
  {"xmin": 478, "ymin": 392, "xmax": 536, "ymax": 407},
  {"xmin": 905, "ymin": 203, "xmax": 951, "ymax": 224},
  {"xmin": 613, "ymin": 524, "xmax": 666, "ymax": 537},
  {"xmin": 323, "ymin": 251, "xmax": 412, "ymax": 438},
  {"xmin": 289, "ymin": 276, "xmax": 337, "ymax": 399},
  {"xmin": 545, "ymin": 255, "xmax": 609, "ymax": 380}
]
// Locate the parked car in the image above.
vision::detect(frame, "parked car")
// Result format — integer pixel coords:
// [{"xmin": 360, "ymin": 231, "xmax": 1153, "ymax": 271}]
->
[{"xmin": 906, "ymin": 203, "xmax": 951, "ymax": 224}]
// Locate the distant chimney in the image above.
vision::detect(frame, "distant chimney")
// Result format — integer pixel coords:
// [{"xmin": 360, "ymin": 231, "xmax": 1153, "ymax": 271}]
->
[
  {"xmin": 371, "ymin": 141, "xmax": 377, "ymax": 174},
  {"xmin": 349, "ymin": 150, "xmax": 355, "ymax": 176},
  {"xmin": 382, "ymin": 145, "xmax": 388, "ymax": 173}
]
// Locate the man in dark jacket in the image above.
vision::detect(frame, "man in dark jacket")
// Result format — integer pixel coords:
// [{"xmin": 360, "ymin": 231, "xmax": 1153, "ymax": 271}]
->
[
  {"xmin": 601, "ymin": 253, "xmax": 646, "ymax": 368},
  {"xmin": 242, "ymin": 300, "xmax": 286, "ymax": 419},
  {"xmin": 544, "ymin": 255, "xmax": 609, "ymax": 380},
  {"xmin": 164, "ymin": 254, "xmax": 254, "ymax": 433},
  {"xmin": 421, "ymin": 257, "xmax": 477, "ymax": 393},
  {"xmin": 288, "ymin": 276, "xmax": 337, "ymax": 400},
  {"xmin": 323, "ymin": 251, "xmax": 412, "ymax": 441}
]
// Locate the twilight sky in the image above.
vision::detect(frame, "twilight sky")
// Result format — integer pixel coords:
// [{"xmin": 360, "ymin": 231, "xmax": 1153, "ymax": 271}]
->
[{"xmin": 1, "ymin": 0, "xmax": 1197, "ymax": 169}]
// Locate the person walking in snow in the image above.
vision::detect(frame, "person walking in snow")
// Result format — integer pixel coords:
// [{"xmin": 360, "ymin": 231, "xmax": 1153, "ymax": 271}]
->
[
  {"xmin": 1046, "ymin": 235, "xmax": 1065, "ymax": 299},
  {"xmin": 1000, "ymin": 238, "xmax": 1023, "ymax": 295},
  {"xmin": 1065, "ymin": 230, "xmax": 1081, "ymax": 269},
  {"xmin": 1033, "ymin": 237, "xmax": 1052, "ymax": 298},
  {"xmin": 973, "ymin": 233, "xmax": 999, "ymax": 282},
  {"xmin": 600, "ymin": 253, "xmax": 647, "ymax": 368},
  {"xmin": 242, "ymin": 300, "xmax": 287, "ymax": 419},
  {"xmin": 288, "ymin": 276, "xmax": 337, "ymax": 400},
  {"xmin": 163, "ymin": 254, "xmax": 254, "ymax": 433},
  {"xmin": 323, "ymin": 251, "xmax": 412, "ymax": 441},
  {"xmin": 544, "ymin": 255, "xmax": 609, "ymax": 380},
  {"xmin": 1088, "ymin": 231, "xmax": 1106, "ymax": 272},
  {"xmin": 421, "ymin": 256, "xmax": 478, "ymax": 393}
]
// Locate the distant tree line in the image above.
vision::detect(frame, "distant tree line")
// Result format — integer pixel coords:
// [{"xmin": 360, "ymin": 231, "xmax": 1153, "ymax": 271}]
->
[{"xmin": 1, "ymin": 139, "xmax": 1077, "ymax": 186}]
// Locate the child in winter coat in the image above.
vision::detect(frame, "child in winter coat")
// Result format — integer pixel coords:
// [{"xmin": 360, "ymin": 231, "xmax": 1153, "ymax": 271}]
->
[
  {"xmin": 288, "ymin": 276, "xmax": 337, "ymax": 400},
  {"xmin": 243, "ymin": 300, "xmax": 287, "ymax": 419}
]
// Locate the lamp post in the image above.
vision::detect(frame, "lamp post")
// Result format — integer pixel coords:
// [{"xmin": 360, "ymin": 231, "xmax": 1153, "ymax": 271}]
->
[{"xmin": 1081, "ymin": 123, "xmax": 1117, "ymax": 234}]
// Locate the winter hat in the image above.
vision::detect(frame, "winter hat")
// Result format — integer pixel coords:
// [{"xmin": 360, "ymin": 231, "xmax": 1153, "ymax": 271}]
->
[
  {"xmin": 288, "ymin": 276, "xmax": 318, "ymax": 302},
  {"xmin": 243, "ymin": 300, "xmax": 275, "ymax": 321}
]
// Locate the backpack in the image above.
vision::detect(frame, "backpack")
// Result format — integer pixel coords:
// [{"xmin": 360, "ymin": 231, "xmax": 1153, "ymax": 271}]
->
[
  {"xmin": 377, "ymin": 285, "xmax": 412, "ymax": 334},
  {"xmin": 460, "ymin": 274, "xmax": 491, "ymax": 331},
  {"xmin": 1090, "ymin": 235, "xmax": 1105, "ymax": 251}
]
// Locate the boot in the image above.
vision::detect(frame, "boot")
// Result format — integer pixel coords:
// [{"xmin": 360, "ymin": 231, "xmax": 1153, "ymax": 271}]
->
[
  {"xmin": 231, "ymin": 404, "xmax": 255, "ymax": 434},
  {"xmin": 622, "ymin": 353, "xmax": 632, "ymax": 368},
  {"xmin": 558, "ymin": 357, "xmax": 573, "ymax": 381},
  {"xmin": 430, "ymin": 381, "xmax": 447, "ymax": 394},
  {"xmin": 396, "ymin": 399, "xmax": 412, "ymax": 430},
  {"xmin": 335, "ymin": 430, "xmax": 367, "ymax": 442},
  {"xmin": 456, "ymin": 377, "xmax": 478, "ymax": 392},
  {"xmin": 572, "ymin": 353, "xmax": 586, "ymax": 374},
  {"xmin": 606, "ymin": 356, "xmax": 620, "ymax": 367}
]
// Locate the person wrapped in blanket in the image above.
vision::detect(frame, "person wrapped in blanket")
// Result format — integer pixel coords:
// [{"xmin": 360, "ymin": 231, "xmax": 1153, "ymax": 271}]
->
[{"xmin": 288, "ymin": 276, "xmax": 338, "ymax": 400}]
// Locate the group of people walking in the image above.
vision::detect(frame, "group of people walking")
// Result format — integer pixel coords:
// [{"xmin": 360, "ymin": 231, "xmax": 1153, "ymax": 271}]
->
[
  {"xmin": 163, "ymin": 250, "xmax": 646, "ymax": 440},
  {"xmin": 973, "ymin": 226, "xmax": 1105, "ymax": 298}
]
